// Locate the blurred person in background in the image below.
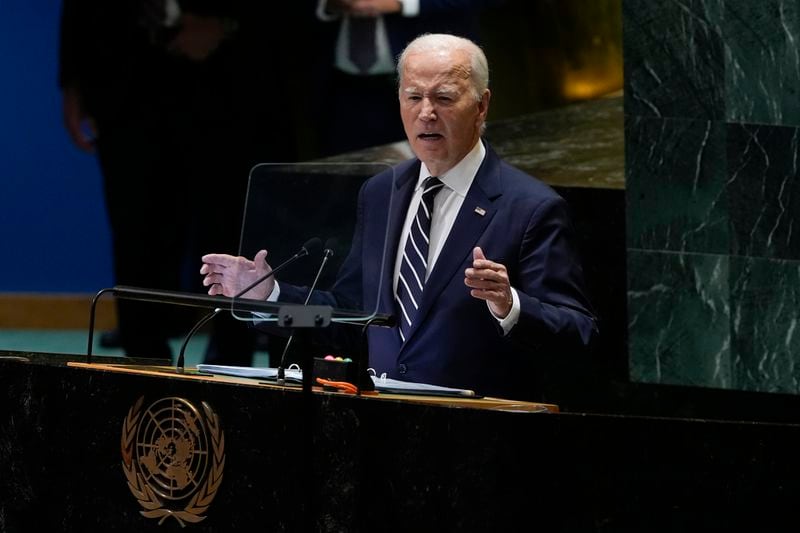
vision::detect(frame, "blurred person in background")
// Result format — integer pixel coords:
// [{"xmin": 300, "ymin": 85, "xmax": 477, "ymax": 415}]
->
[{"xmin": 59, "ymin": 0, "xmax": 298, "ymax": 364}]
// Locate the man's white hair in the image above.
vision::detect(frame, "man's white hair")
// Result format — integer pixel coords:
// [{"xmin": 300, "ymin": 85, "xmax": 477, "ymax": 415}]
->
[{"xmin": 396, "ymin": 33, "xmax": 490, "ymax": 102}]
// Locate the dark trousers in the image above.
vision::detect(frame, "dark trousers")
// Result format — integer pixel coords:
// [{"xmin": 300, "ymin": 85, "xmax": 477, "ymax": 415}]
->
[{"xmin": 95, "ymin": 70, "xmax": 257, "ymax": 363}]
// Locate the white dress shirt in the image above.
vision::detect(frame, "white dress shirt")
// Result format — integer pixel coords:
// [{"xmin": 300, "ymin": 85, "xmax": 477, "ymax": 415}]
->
[
  {"xmin": 316, "ymin": 0, "xmax": 421, "ymax": 76},
  {"xmin": 266, "ymin": 138, "xmax": 520, "ymax": 334},
  {"xmin": 392, "ymin": 140, "xmax": 521, "ymax": 334}
]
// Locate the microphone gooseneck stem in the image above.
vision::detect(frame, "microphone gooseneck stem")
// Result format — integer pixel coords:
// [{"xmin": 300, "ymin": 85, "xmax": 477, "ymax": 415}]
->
[
  {"xmin": 233, "ymin": 250, "xmax": 305, "ymax": 302},
  {"xmin": 276, "ymin": 247, "xmax": 334, "ymax": 386},
  {"xmin": 177, "ymin": 307, "xmax": 221, "ymax": 372},
  {"xmin": 175, "ymin": 238, "xmax": 320, "ymax": 371},
  {"xmin": 86, "ymin": 287, "xmax": 114, "ymax": 363},
  {"xmin": 229, "ymin": 236, "xmax": 322, "ymax": 307}
]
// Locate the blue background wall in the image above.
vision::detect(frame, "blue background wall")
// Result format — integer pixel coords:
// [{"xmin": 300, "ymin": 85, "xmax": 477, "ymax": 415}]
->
[{"xmin": 0, "ymin": 0, "xmax": 112, "ymax": 293}]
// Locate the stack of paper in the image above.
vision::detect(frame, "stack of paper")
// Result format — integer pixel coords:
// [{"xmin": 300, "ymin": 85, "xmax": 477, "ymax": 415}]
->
[{"xmin": 196, "ymin": 364, "xmax": 477, "ymax": 397}]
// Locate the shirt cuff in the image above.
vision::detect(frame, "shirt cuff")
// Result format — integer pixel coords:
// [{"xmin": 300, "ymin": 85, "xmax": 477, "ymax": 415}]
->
[
  {"xmin": 267, "ymin": 281, "xmax": 280, "ymax": 302},
  {"xmin": 488, "ymin": 287, "xmax": 520, "ymax": 335},
  {"xmin": 251, "ymin": 282, "xmax": 281, "ymax": 322},
  {"xmin": 400, "ymin": 0, "xmax": 420, "ymax": 16}
]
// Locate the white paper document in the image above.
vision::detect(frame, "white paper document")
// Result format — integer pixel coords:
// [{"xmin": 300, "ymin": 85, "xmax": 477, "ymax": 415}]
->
[{"xmin": 196, "ymin": 364, "xmax": 476, "ymax": 397}]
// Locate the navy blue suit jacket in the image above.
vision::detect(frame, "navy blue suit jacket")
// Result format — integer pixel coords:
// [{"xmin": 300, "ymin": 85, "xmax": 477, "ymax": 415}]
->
[{"xmin": 281, "ymin": 142, "xmax": 598, "ymax": 400}]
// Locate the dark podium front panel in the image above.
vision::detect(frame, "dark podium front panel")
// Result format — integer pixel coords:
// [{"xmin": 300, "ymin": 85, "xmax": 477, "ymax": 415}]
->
[{"xmin": 2, "ymin": 352, "xmax": 800, "ymax": 532}]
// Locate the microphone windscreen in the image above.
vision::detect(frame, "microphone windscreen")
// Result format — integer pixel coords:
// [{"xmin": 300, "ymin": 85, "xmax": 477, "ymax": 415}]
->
[
  {"xmin": 323, "ymin": 237, "xmax": 338, "ymax": 257},
  {"xmin": 302, "ymin": 237, "xmax": 323, "ymax": 256}
]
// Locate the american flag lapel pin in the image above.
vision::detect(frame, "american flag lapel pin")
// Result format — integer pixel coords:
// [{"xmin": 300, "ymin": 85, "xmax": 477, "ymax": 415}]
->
[{"xmin": 474, "ymin": 206, "xmax": 486, "ymax": 216}]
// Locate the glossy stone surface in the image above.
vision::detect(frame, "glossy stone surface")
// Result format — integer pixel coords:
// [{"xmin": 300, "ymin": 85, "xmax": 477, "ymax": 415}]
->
[
  {"xmin": 625, "ymin": 0, "xmax": 800, "ymax": 394},
  {"xmin": 321, "ymin": 96, "xmax": 625, "ymax": 190}
]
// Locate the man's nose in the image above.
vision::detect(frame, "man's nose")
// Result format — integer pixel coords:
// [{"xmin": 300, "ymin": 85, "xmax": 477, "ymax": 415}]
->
[{"xmin": 420, "ymin": 98, "xmax": 436, "ymax": 120}]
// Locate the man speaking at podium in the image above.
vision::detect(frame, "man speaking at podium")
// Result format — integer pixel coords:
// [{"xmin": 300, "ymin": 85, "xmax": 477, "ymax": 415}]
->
[{"xmin": 201, "ymin": 33, "xmax": 598, "ymax": 401}]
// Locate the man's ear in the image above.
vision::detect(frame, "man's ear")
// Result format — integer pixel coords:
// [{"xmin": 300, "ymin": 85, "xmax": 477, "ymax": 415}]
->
[{"xmin": 478, "ymin": 89, "xmax": 491, "ymax": 120}]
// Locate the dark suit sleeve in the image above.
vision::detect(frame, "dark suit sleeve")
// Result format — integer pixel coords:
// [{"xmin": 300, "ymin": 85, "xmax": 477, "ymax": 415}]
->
[
  {"xmin": 507, "ymin": 194, "xmax": 599, "ymax": 352},
  {"xmin": 265, "ymin": 181, "xmax": 368, "ymax": 353}
]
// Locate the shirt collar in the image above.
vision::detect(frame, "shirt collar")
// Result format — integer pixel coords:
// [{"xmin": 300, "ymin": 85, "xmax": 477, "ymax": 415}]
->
[{"xmin": 418, "ymin": 139, "xmax": 486, "ymax": 197}]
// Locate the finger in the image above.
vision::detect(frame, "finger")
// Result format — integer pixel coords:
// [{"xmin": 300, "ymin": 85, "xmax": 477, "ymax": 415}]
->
[
  {"xmin": 469, "ymin": 287, "xmax": 505, "ymax": 302},
  {"xmin": 200, "ymin": 262, "xmax": 229, "ymax": 275},
  {"xmin": 464, "ymin": 277, "xmax": 502, "ymax": 290},
  {"xmin": 253, "ymin": 249, "xmax": 268, "ymax": 269},
  {"xmin": 78, "ymin": 119, "xmax": 98, "ymax": 152},
  {"xmin": 471, "ymin": 253, "xmax": 505, "ymax": 270},
  {"xmin": 202, "ymin": 273, "xmax": 225, "ymax": 286},
  {"xmin": 65, "ymin": 119, "xmax": 94, "ymax": 152},
  {"xmin": 471, "ymin": 247, "xmax": 506, "ymax": 271},
  {"xmin": 75, "ymin": 135, "xmax": 95, "ymax": 153},
  {"xmin": 466, "ymin": 282, "xmax": 510, "ymax": 304},
  {"xmin": 201, "ymin": 253, "xmax": 240, "ymax": 267},
  {"xmin": 465, "ymin": 267, "xmax": 506, "ymax": 284},
  {"xmin": 207, "ymin": 283, "xmax": 225, "ymax": 296},
  {"xmin": 472, "ymin": 260, "xmax": 504, "ymax": 272}
]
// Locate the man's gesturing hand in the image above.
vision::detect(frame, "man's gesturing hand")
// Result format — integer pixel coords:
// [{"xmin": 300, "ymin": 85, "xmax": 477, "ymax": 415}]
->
[
  {"xmin": 464, "ymin": 246, "xmax": 513, "ymax": 318},
  {"xmin": 200, "ymin": 249, "xmax": 273, "ymax": 300}
]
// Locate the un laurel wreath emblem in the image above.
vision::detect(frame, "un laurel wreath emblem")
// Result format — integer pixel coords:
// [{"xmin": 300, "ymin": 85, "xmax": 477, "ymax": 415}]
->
[{"xmin": 121, "ymin": 396, "xmax": 225, "ymax": 526}]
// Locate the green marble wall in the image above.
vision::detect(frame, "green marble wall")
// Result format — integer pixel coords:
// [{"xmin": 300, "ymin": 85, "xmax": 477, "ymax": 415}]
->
[{"xmin": 625, "ymin": 0, "xmax": 800, "ymax": 393}]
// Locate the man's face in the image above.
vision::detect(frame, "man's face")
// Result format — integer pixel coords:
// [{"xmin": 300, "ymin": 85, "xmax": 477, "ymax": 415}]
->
[{"xmin": 399, "ymin": 48, "xmax": 489, "ymax": 177}]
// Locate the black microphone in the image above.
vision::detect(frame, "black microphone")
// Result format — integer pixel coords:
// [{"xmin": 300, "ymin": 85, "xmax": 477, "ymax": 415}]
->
[
  {"xmin": 276, "ymin": 238, "xmax": 336, "ymax": 385},
  {"xmin": 176, "ymin": 237, "xmax": 322, "ymax": 372}
]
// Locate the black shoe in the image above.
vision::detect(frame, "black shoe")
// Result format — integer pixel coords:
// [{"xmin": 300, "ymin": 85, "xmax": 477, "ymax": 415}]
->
[{"xmin": 99, "ymin": 329, "xmax": 122, "ymax": 348}]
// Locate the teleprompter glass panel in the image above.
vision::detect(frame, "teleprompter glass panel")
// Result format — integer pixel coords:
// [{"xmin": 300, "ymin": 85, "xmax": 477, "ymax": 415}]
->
[{"xmin": 230, "ymin": 162, "xmax": 395, "ymax": 325}]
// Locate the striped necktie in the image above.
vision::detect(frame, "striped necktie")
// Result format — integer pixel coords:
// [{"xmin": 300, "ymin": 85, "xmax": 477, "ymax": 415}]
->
[{"xmin": 395, "ymin": 176, "xmax": 444, "ymax": 342}]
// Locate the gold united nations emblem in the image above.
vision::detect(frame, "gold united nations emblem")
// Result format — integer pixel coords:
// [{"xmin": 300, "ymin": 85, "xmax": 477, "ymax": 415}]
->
[{"xmin": 121, "ymin": 396, "xmax": 225, "ymax": 526}]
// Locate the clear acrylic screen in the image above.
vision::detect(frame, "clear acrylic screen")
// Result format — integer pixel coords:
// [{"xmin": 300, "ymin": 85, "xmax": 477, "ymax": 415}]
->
[{"xmin": 230, "ymin": 162, "xmax": 395, "ymax": 323}]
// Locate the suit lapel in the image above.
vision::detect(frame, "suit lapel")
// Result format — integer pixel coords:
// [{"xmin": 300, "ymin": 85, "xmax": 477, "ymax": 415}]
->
[
  {"xmin": 378, "ymin": 162, "xmax": 420, "ymax": 316},
  {"xmin": 400, "ymin": 145, "xmax": 504, "ymax": 346}
]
